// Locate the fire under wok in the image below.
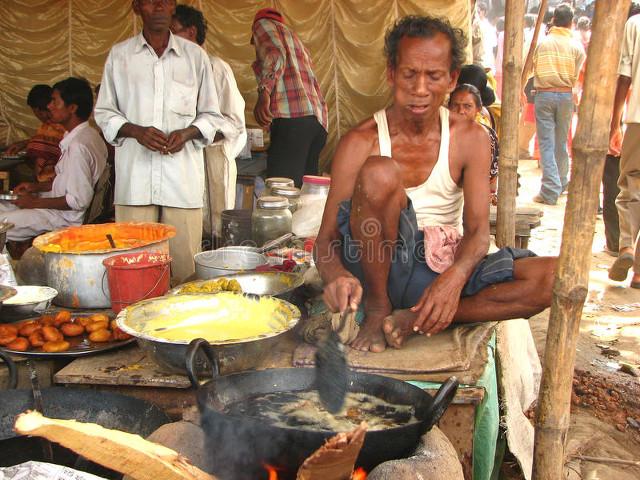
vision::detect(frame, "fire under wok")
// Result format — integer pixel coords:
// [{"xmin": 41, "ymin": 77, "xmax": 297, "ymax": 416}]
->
[{"xmin": 186, "ymin": 339, "xmax": 459, "ymax": 480}]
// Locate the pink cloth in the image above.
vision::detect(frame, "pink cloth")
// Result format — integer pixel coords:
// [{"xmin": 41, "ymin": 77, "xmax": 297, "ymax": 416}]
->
[{"xmin": 423, "ymin": 226, "xmax": 462, "ymax": 273}]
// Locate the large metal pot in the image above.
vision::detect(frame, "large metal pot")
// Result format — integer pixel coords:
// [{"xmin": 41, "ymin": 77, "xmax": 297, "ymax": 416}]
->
[
  {"xmin": 194, "ymin": 249, "xmax": 268, "ymax": 279},
  {"xmin": 33, "ymin": 223, "xmax": 175, "ymax": 309},
  {"xmin": 116, "ymin": 293, "xmax": 300, "ymax": 375}
]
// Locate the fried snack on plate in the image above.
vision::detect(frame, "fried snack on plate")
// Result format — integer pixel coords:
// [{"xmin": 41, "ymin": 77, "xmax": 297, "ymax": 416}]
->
[
  {"xmin": 6, "ymin": 337, "xmax": 29, "ymax": 351},
  {"xmin": 89, "ymin": 313, "xmax": 110, "ymax": 323},
  {"xmin": 28, "ymin": 330, "xmax": 46, "ymax": 347},
  {"xmin": 42, "ymin": 340, "xmax": 71, "ymax": 353},
  {"xmin": 60, "ymin": 322, "xmax": 85, "ymax": 337},
  {"xmin": 41, "ymin": 314, "xmax": 57, "ymax": 326},
  {"xmin": 53, "ymin": 310, "xmax": 72, "ymax": 327},
  {"xmin": 19, "ymin": 321, "xmax": 42, "ymax": 337},
  {"xmin": 112, "ymin": 326, "xmax": 132, "ymax": 341},
  {"xmin": 89, "ymin": 329, "xmax": 112, "ymax": 343},
  {"xmin": 0, "ymin": 324, "xmax": 18, "ymax": 346},
  {"xmin": 86, "ymin": 321, "xmax": 108, "ymax": 333},
  {"xmin": 75, "ymin": 317, "xmax": 92, "ymax": 327},
  {"xmin": 42, "ymin": 326, "xmax": 63, "ymax": 342}
]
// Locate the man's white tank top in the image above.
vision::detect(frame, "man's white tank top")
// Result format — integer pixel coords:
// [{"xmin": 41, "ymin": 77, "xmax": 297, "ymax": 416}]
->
[{"xmin": 373, "ymin": 107, "xmax": 463, "ymax": 232}]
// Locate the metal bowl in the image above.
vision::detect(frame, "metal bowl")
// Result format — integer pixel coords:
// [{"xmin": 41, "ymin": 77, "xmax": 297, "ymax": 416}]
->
[
  {"xmin": 116, "ymin": 293, "xmax": 300, "ymax": 375},
  {"xmin": 0, "ymin": 285, "xmax": 17, "ymax": 313},
  {"xmin": 194, "ymin": 250, "xmax": 268, "ymax": 279},
  {"xmin": 2, "ymin": 285, "xmax": 58, "ymax": 316},
  {"xmin": 169, "ymin": 271, "xmax": 303, "ymax": 302},
  {"xmin": 0, "ymin": 222, "xmax": 13, "ymax": 252}
]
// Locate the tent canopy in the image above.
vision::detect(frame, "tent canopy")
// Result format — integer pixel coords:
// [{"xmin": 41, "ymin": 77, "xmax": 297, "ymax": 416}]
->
[{"xmin": 0, "ymin": 0, "xmax": 471, "ymax": 169}]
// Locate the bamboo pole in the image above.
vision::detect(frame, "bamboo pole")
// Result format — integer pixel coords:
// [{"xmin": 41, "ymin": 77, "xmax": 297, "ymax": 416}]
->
[
  {"xmin": 532, "ymin": 2, "xmax": 631, "ymax": 479},
  {"xmin": 521, "ymin": 0, "xmax": 548, "ymax": 89},
  {"xmin": 495, "ymin": 0, "xmax": 525, "ymax": 247}
]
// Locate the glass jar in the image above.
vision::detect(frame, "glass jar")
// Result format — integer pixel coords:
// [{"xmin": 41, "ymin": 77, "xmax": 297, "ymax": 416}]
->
[
  {"xmin": 263, "ymin": 177, "xmax": 295, "ymax": 196},
  {"xmin": 271, "ymin": 186, "xmax": 301, "ymax": 213},
  {"xmin": 299, "ymin": 175, "xmax": 331, "ymax": 206},
  {"xmin": 251, "ymin": 196, "xmax": 293, "ymax": 247}
]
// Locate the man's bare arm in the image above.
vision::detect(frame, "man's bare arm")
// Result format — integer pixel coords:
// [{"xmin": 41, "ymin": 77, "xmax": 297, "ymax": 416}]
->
[
  {"xmin": 411, "ymin": 120, "xmax": 491, "ymax": 335},
  {"xmin": 609, "ymin": 75, "xmax": 631, "ymax": 156},
  {"xmin": 314, "ymin": 127, "xmax": 374, "ymax": 312}
]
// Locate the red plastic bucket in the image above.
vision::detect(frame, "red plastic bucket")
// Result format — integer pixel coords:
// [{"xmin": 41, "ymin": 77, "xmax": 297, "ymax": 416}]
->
[{"xmin": 102, "ymin": 252, "xmax": 172, "ymax": 313}]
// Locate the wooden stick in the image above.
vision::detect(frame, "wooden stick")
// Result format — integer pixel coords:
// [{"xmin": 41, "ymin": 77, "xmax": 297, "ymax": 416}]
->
[
  {"xmin": 532, "ymin": 2, "xmax": 632, "ymax": 479},
  {"xmin": 15, "ymin": 411, "xmax": 216, "ymax": 480},
  {"xmin": 521, "ymin": 0, "xmax": 548, "ymax": 88},
  {"xmin": 570, "ymin": 455, "xmax": 640, "ymax": 467},
  {"xmin": 496, "ymin": 0, "xmax": 525, "ymax": 248}
]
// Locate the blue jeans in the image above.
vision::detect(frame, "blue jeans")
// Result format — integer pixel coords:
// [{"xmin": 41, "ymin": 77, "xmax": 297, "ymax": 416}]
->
[{"xmin": 534, "ymin": 92, "xmax": 574, "ymax": 203}]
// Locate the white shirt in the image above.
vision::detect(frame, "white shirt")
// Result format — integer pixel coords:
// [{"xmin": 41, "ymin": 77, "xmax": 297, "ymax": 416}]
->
[
  {"xmin": 42, "ymin": 122, "xmax": 108, "ymax": 224},
  {"xmin": 209, "ymin": 55, "xmax": 246, "ymax": 160},
  {"xmin": 480, "ymin": 18, "xmax": 497, "ymax": 72},
  {"xmin": 95, "ymin": 33, "xmax": 234, "ymax": 208},
  {"xmin": 619, "ymin": 15, "xmax": 640, "ymax": 124}
]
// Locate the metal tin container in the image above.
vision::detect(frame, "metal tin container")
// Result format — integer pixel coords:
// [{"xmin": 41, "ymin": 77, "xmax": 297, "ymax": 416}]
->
[
  {"xmin": 194, "ymin": 249, "xmax": 268, "ymax": 279},
  {"xmin": 33, "ymin": 223, "xmax": 175, "ymax": 309}
]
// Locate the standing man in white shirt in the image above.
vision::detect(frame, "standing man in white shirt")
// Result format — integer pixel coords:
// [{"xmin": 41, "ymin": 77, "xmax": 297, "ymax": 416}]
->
[
  {"xmin": 170, "ymin": 4, "xmax": 246, "ymax": 244},
  {"xmin": 0, "ymin": 77, "xmax": 107, "ymax": 242},
  {"xmin": 94, "ymin": 0, "xmax": 233, "ymax": 283},
  {"xmin": 608, "ymin": 12, "xmax": 640, "ymax": 289}
]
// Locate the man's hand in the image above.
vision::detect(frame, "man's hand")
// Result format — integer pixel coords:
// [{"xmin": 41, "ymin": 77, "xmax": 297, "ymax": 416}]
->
[
  {"xmin": 323, "ymin": 275, "xmax": 363, "ymax": 314},
  {"xmin": 609, "ymin": 126, "xmax": 623, "ymax": 156},
  {"xmin": 12, "ymin": 194, "xmax": 39, "ymax": 209},
  {"xmin": 13, "ymin": 182, "xmax": 39, "ymax": 195},
  {"xmin": 253, "ymin": 90, "xmax": 272, "ymax": 128},
  {"xmin": 410, "ymin": 269, "xmax": 466, "ymax": 336},
  {"xmin": 133, "ymin": 126, "xmax": 168, "ymax": 152},
  {"xmin": 165, "ymin": 128, "xmax": 195, "ymax": 154}
]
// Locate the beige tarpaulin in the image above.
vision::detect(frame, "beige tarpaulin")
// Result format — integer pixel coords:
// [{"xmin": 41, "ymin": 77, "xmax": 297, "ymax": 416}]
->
[{"xmin": 0, "ymin": 0, "xmax": 471, "ymax": 170}]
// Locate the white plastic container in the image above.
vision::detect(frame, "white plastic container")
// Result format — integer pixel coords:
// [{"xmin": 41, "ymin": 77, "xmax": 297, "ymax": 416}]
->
[{"xmin": 292, "ymin": 176, "xmax": 331, "ymax": 237}]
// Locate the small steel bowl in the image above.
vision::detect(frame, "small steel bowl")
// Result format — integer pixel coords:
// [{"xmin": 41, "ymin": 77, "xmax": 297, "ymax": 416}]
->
[{"xmin": 2, "ymin": 285, "xmax": 58, "ymax": 316}]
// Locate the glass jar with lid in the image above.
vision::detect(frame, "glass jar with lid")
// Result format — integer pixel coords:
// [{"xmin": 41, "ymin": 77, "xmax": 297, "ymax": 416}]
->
[
  {"xmin": 263, "ymin": 177, "xmax": 295, "ymax": 197},
  {"xmin": 299, "ymin": 175, "xmax": 331, "ymax": 204},
  {"xmin": 251, "ymin": 196, "xmax": 293, "ymax": 247},
  {"xmin": 271, "ymin": 186, "xmax": 301, "ymax": 213}
]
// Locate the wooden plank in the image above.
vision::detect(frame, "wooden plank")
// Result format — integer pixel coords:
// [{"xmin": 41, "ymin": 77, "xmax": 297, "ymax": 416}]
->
[
  {"xmin": 54, "ymin": 346, "xmax": 191, "ymax": 389},
  {"xmin": 15, "ymin": 411, "xmax": 216, "ymax": 480}
]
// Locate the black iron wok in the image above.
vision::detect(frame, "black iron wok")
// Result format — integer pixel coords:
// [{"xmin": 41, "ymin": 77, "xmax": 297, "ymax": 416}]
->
[
  {"xmin": 186, "ymin": 338, "xmax": 458, "ymax": 480},
  {"xmin": 0, "ymin": 350, "xmax": 170, "ymax": 478}
]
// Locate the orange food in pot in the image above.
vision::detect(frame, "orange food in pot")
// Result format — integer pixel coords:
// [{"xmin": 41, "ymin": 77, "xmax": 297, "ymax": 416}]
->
[{"xmin": 33, "ymin": 223, "xmax": 176, "ymax": 254}]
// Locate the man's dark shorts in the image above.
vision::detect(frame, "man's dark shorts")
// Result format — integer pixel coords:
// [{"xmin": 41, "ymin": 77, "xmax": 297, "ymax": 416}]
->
[{"xmin": 336, "ymin": 199, "xmax": 536, "ymax": 309}]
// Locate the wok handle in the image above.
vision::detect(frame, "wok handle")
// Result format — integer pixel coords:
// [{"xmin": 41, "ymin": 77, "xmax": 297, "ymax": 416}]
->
[
  {"xmin": 185, "ymin": 338, "xmax": 220, "ymax": 388},
  {"xmin": 426, "ymin": 376, "xmax": 459, "ymax": 427},
  {"xmin": 0, "ymin": 349, "xmax": 18, "ymax": 389}
]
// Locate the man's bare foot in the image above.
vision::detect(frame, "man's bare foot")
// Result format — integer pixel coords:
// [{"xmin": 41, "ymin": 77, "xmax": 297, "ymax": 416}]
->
[
  {"xmin": 383, "ymin": 309, "xmax": 418, "ymax": 349},
  {"xmin": 350, "ymin": 308, "xmax": 388, "ymax": 353}
]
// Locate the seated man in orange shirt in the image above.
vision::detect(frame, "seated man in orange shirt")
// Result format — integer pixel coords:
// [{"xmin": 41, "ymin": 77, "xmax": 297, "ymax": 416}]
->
[{"xmin": 5, "ymin": 85, "xmax": 66, "ymax": 182}]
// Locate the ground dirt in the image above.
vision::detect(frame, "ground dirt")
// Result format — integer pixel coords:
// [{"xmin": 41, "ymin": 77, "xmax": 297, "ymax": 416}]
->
[{"xmin": 505, "ymin": 159, "xmax": 640, "ymax": 479}]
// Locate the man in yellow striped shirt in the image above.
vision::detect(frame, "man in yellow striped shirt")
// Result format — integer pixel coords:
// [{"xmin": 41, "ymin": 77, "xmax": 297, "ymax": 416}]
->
[{"xmin": 532, "ymin": 3, "xmax": 585, "ymax": 205}]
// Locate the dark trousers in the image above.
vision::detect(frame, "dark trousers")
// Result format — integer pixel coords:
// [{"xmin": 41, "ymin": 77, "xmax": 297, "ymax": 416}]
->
[
  {"xmin": 267, "ymin": 116, "xmax": 327, "ymax": 187},
  {"xmin": 602, "ymin": 154, "xmax": 621, "ymax": 252}
]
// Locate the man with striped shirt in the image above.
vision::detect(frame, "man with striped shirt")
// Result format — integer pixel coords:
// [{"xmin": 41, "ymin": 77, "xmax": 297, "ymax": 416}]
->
[
  {"xmin": 251, "ymin": 8, "xmax": 328, "ymax": 186},
  {"xmin": 532, "ymin": 3, "xmax": 585, "ymax": 205}
]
